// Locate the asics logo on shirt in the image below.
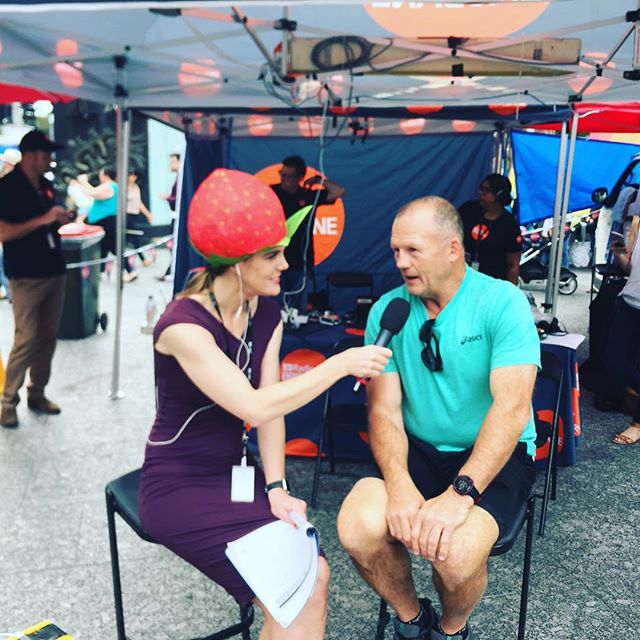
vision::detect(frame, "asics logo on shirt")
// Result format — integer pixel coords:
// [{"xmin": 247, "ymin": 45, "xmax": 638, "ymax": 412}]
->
[{"xmin": 461, "ymin": 335, "xmax": 482, "ymax": 345}]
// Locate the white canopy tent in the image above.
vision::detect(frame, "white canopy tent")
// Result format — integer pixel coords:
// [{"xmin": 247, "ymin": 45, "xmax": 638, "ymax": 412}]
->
[
  {"xmin": 0, "ymin": 1, "xmax": 639, "ymax": 109},
  {"xmin": 1, "ymin": 0, "xmax": 638, "ymax": 396}
]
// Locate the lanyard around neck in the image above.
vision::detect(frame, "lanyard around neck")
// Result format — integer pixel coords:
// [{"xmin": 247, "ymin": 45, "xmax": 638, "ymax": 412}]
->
[{"xmin": 209, "ymin": 292, "xmax": 253, "ymax": 383}]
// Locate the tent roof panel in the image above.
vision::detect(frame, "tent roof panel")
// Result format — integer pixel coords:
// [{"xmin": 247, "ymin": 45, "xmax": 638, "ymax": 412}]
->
[{"xmin": 0, "ymin": 1, "xmax": 637, "ymax": 109}]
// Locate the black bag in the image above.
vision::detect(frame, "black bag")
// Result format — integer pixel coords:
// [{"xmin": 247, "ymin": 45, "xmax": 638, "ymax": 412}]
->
[{"xmin": 581, "ymin": 278, "xmax": 626, "ymax": 390}]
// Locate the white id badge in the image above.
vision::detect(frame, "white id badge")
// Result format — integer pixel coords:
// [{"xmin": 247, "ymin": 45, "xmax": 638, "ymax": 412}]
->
[
  {"xmin": 471, "ymin": 260, "xmax": 480, "ymax": 271},
  {"xmin": 231, "ymin": 456, "xmax": 255, "ymax": 503}
]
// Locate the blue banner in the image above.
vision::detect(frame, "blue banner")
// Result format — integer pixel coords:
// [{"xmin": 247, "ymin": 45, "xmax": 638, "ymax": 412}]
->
[{"xmin": 512, "ymin": 130, "xmax": 640, "ymax": 225}]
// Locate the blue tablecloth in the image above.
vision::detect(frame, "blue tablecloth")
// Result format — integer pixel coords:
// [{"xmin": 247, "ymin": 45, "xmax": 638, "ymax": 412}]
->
[{"xmin": 271, "ymin": 324, "xmax": 581, "ymax": 467}]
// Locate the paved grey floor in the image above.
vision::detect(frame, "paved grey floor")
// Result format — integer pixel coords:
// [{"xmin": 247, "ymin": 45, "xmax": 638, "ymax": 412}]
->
[{"xmin": 1, "ymin": 259, "xmax": 638, "ymax": 639}]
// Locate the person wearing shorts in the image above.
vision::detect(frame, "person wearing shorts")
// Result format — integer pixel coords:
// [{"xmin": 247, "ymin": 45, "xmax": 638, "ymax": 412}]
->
[{"xmin": 337, "ymin": 196, "xmax": 540, "ymax": 640}]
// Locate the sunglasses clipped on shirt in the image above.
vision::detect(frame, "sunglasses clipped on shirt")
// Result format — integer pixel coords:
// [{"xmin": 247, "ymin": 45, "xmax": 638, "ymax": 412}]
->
[{"xmin": 419, "ymin": 319, "xmax": 443, "ymax": 372}]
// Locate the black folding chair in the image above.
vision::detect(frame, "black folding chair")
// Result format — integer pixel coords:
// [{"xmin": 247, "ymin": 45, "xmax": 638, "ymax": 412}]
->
[
  {"xmin": 106, "ymin": 469, "xmax": 254, "ymax": 640},
  {"xmin": 376, "ymin": 495, "xmax": 536, "ymax": 640},
  {"xmin": 310, "ymin": 336, "xmax": 369, "ymax": 508},
  {"xmin": 534, "ymin": 349, "xmax": 564, "ymax": 536}
]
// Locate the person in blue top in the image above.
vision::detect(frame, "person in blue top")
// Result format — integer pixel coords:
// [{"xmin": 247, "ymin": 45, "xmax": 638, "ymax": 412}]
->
[
  {"xmin": 78, "ymin": 166, "xmax": 136, "ymax": 282},
  {"xmin": 337, "ymin": 196, "xmax": 540, "ymax": 640}
]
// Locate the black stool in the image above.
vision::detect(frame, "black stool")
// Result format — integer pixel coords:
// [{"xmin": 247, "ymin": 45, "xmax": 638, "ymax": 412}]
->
[
  {"xmin": 106, "ymin": 468, "xmax": 254, "ymax": 640},
  {"xmin": 376, "ymin": 495, "xmax": 536, "ymax": 640}
]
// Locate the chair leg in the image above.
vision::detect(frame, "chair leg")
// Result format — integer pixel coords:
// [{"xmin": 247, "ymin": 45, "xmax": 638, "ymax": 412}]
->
[
  {"xmin": 376, "ymin": 598, "xmax": 390, "ymax": 640},
  {"xmin": 240, "ymin": 605, "xmax": 252, "ymax": 640},
  {"xmin": 518, "ymin": 497, "xmax": 536, "ymax": 640},
  {"xmin": 551, "ymin": 455, "xmax": 559, "ymax": 502},
  {"xmin": 311, "ymin": 423, "xmax": 326, "ymax": 508},
  {"xmin": 106, "ymin": 490, "xmax": 127, "ymax": 640}
]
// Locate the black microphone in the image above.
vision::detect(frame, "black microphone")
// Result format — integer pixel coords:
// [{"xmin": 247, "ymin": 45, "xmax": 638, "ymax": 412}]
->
[{"xmin": 354, "ymin": 297, "xmax": 410, "ymax": 392}]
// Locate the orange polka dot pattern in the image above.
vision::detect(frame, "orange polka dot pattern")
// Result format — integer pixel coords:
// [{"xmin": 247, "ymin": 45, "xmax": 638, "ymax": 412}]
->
[{"xmin": 188, "ymin": 168, "xmax": 286, "ymax": 261}]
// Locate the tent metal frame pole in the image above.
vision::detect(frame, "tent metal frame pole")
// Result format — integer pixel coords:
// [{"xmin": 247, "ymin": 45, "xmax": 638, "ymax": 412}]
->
[
  {"xmin": 110, "ymin": 103, "xmax": 130, "ymax": 400},
  {"xmin": 572, "ymin": 21, "xmax": 637, "ymax": 101},
  {"xmin": 280, "ymin": 7, "xmax": 291, "ymax": 78},
  {"xmin": 231, "ymin": 5, "xmax": 288, "ymax": 82},
  {"xmin": 550, "ymin": 114, "xmax": 579, "ymax": 316},
  {"xmin": 500, "ymin": 128, "xmax": 509, "ymax": 175},
  {"xmin": 492, "ymin": 129, "xmax": 503, "ymax": 174},
  {"xmin": 503, "ymin": 130, "xmax": 514, "ymax": 177},
  {"xmin": 110, "ymin": 53, "xmax": 131, "ymax": 401},
  {"xmin": 543, "ymin": 121, "xmax": 568, "ymax": 311}
]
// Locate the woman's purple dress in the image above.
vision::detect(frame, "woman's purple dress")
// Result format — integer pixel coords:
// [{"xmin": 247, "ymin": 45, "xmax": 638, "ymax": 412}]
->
[{"xmin": 139, "ymin": 296, "xmax": 281, "ymax": 606}]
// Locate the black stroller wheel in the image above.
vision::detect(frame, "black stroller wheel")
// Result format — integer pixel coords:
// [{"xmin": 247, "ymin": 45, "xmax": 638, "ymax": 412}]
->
[{"xmin": 558, "ymin": 273, "xmax": 578, "ymax": 295}]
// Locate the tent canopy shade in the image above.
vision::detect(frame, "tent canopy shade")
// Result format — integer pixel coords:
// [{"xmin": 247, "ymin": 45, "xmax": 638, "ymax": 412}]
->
[{"xmin": 0, "ymin": 1, "xmax": 638, "ymax": 110}]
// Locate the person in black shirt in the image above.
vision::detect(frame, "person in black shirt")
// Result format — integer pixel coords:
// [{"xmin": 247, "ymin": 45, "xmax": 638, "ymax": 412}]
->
[
  {"xmin": 0, "ymin": 130, "xmax": 73, "ymax": 428},
  {"xmin": 270, "ymin": 155, "xmax": 345, "ymax": 311},
  {"xmin": 459, "ymin": 174, "xmax": 522, "ymax": 285}
]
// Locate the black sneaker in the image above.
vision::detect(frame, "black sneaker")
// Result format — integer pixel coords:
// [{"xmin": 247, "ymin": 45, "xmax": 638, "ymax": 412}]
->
[
  {"xmin": 393, "ymin": 598, "xmax": 436, "ymax": 639},
  {"xmin": 430, "ymin": 621, "xmax": 472, "ymax": 640}
]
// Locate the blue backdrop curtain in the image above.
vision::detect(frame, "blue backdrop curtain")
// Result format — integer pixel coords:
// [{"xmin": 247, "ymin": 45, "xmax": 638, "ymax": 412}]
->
[
  {"xmin": 228, "ymin": 133, "xmax": 494, "ymax": 296},
  {"xmin": 512, "ymin": 130, "xmax": 640, "ymax": 226},
  {"xmin": 174, "ymin": 132, "xmax": 494, "ymax": 295}
]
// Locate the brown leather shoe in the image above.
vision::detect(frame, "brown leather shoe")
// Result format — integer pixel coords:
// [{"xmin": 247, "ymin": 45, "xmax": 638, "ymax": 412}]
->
[
  {"xmin": 1, "ymin": 406, "xmax": 19, "ymax": 428},
  {"xmin": 27, "ymin": 398, "xmax": 61, "ymax": 415}
]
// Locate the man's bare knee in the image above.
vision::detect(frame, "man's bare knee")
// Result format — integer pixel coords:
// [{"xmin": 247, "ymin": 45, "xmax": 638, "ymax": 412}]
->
[
  {"xmin": 433, "ymin": 539, "xmax": 490, "ymax": 592},
  {"xmin": 432, "ymin": 507, "xmax": 497, "ymax": 591},
  {"xmin": 337, "ymin": 477, "xmax": 388, "ymax": 555}
]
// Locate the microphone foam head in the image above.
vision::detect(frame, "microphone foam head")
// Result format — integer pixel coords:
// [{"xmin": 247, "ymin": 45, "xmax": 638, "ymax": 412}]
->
[{"xmin": 380, "ymin": 297, "xmax": 410, "ymax": 335}]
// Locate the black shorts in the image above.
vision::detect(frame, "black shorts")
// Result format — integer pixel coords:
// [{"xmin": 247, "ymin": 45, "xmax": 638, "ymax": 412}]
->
[{"xmin": 375, "ymin": 437, "xmax": 536, "ymax": 538}]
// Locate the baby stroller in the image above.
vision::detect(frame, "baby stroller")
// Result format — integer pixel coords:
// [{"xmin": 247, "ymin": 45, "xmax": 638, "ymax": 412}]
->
[{"xmin": 519, "ymin": 235, "xmax": 578, "ymax": 295}]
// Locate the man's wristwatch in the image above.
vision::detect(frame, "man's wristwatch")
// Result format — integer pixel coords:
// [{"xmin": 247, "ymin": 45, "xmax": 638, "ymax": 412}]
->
[
  {"xmin": 265, "ymin": 479, "xmax": 290, "ymax": 494},
  {"xmin": 452, "ymin": 475, "xmax": 481, "ymax": 504}
]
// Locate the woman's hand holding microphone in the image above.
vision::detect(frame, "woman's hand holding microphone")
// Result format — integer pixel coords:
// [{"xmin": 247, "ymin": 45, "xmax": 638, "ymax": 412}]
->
[{"xmin": 339, "ymin": 345, "xmax": 392, "ymax": 380}]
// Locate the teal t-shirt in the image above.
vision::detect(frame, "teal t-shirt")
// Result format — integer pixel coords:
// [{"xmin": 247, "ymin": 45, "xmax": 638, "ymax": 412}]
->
[
  {"xmin": 365, "ymin": 267, "xmax": 541, "ymax": 457},
  {"xmin": 87, "ymin": 182, "xmax": 118, "ymax": 223}
]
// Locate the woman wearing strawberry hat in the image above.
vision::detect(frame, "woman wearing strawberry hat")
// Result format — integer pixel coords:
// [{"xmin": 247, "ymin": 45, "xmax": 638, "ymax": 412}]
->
[{"xmin": 138, "ymin": 169, "xmax": 391, "ymax": 638}]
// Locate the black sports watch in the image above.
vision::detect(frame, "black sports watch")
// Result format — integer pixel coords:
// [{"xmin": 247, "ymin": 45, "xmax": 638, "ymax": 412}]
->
[
  {"xmin": 452, "ymin": 475, "xmax": 481, "ymax": 504},
  {"xmin": 265, "ymin": 479, "xmax": 290, "ymax": 494}
]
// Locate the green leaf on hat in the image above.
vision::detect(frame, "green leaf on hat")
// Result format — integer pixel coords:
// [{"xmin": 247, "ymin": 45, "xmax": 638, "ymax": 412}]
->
[{"xmin": 278, "ymin": 205, "xmax": 314, "ymax": 248}]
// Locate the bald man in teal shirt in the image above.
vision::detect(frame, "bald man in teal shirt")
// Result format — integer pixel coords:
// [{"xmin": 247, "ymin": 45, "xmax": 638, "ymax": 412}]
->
[{"xmin": 338, "ymin": 196, "xmax": 539, "ymax": 640}]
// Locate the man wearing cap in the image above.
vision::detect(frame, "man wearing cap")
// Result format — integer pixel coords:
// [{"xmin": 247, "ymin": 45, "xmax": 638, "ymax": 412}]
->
[
  {"xmin": 270, "ymin": 155, "xmax": 345, "ymax": 311},
  {"xmin": 0, "ymin": 130, "xmax": 72, "ymax": 428}
]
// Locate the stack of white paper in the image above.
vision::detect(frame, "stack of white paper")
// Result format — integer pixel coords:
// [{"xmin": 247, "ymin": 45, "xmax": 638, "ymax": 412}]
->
[
  {"xmin": 225, "ymin": 513, "xmax": 320, "ymax": 628},
  {"xmin": 541, "ymin": 332, "xmax": 585, "ymax": 350}
]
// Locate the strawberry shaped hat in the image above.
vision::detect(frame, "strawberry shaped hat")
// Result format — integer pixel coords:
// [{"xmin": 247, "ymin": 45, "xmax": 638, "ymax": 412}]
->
[{"xmin": 188, "ymin": 168, "xmax": 313, "ymax": 267}]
